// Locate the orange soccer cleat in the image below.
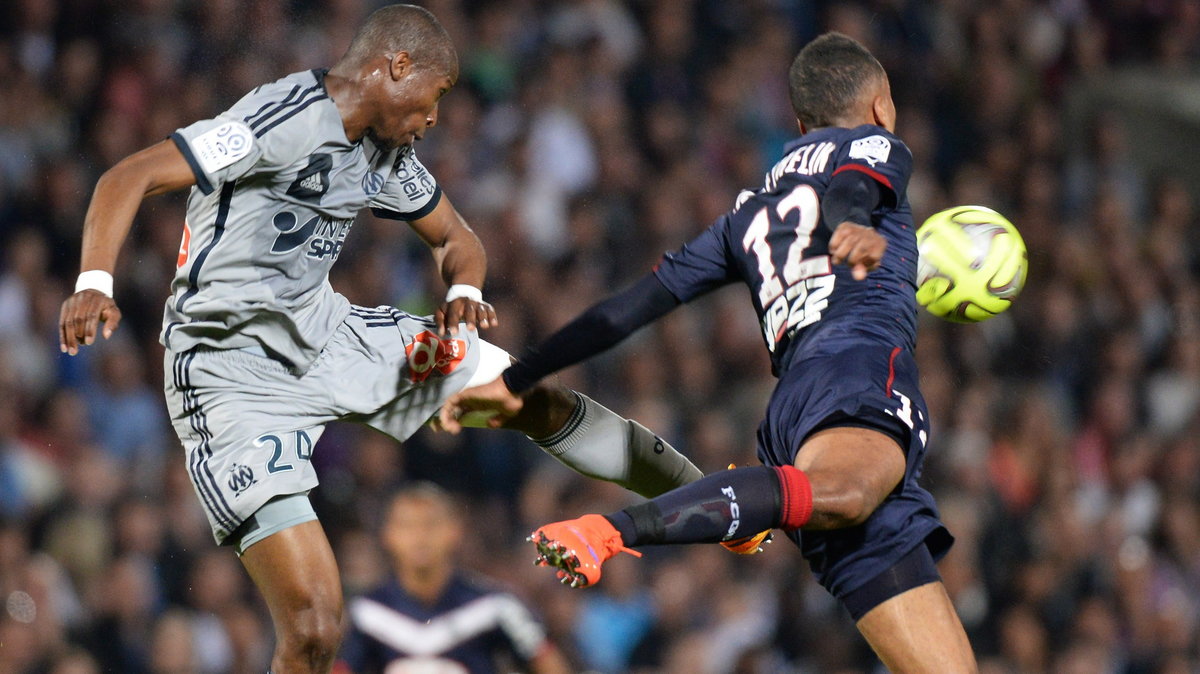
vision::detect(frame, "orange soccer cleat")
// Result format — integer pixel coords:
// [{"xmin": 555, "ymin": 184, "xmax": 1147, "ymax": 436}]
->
[
  {"xmin": 528, "ymin": 514, "xmax": 641, "ymax": 588},
  {"xmin": 720, "ymin": 464, "xmax": 773, "ymax": 554},
  {"xmin": 720, "ymin": 528, "xmax": 774, "ymax": 554}
]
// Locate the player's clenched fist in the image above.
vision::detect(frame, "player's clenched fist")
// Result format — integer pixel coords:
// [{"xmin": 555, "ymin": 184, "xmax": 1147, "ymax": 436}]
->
[
  {"xmin": 436, "ymin": 297, "xmax": 498, "ymax": 336},
  {"xmin": 59, "ymin": 290, "xmax": 122, "ymax": 355},
  {"xmin": 829, "ymin": 221, "xmax": 887, "ymax": 281}
]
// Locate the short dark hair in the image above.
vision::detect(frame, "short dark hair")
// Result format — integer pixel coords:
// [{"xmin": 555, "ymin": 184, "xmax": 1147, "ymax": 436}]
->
[
  {"xmin": 788, "ymin": 33, "xmax": 885, "ymax": 128},
  {"xmin": 388, "ymin": 482, "xmax": 464, "ymax": 521},
  {"xmin": 343, "ymin": 4, "xmax": 457, "ymax": 74}
]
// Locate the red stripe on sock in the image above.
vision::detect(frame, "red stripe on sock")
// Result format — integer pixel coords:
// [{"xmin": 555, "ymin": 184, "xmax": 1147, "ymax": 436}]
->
[{"xmin": 774, "ymin": 466, "xmax": 813, "ymax": 530}]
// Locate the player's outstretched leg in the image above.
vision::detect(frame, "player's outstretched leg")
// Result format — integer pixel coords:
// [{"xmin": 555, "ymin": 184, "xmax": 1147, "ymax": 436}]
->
[
  {"xmin": 449, "ymin": 341, "xmax": 701, "ymax": 498},
  {"xmin": 529, "ymin": 463, "xmax": 811, "ymax": 586},
  {"xmin": 502, "ymin": 385, "xmax": 704, "ymax": 498},
  {"xmin": 240, "ymin": 520, "xmax": 343, "ymax": 673}
]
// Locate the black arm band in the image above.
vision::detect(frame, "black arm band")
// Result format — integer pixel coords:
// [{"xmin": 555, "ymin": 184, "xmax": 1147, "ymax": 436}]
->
[
  {"xmin": 502, "ymin": 273, "xmax": 681, "ymax": 393},
  {"xmin": 821, "ymin": 169, "xmax": 883, "ymax": 229}
]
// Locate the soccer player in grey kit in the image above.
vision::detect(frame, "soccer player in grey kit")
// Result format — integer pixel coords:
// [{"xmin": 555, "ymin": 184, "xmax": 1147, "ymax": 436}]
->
[{"xmin": 58, "ymin": 6, "xmax": 703, "ymax": 672}]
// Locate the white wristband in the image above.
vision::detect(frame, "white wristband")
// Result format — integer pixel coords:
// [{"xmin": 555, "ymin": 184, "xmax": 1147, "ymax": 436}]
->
[
  {"xmin": 75, "ymin": 270, "xmax": 114, "ymax": 298},
  {"xmin": 445, "ymin": 284, "xmax": 483, "ymax": 304}
]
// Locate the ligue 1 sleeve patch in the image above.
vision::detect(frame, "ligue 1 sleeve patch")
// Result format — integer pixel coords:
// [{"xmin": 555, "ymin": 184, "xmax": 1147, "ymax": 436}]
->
[
  {"xmin": 190, "ymin": 121, "xmax": 255, "ymax": 175},
  {"xmin": 848, "ymin": 135, "xmax": 892, "ymax": 166}
]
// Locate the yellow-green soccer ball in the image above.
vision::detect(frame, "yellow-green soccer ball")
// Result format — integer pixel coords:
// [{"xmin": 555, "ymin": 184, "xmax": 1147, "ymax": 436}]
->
[{"xmin": 915, "ymin": 206, "xmax": 1027, "ymax": 323}]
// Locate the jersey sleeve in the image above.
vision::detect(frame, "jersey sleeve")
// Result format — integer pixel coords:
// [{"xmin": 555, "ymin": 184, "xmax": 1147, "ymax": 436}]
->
[
  {"xmin": 653, "ymin": 215, "xmax": 738, "ymax": 302},
  {"xmin": 170, "ymin": 81, "xmax": 320, "ymax": 195},
  {"xmin": 369, "ymin": 147, "xmax": 443, "ymax": 221},
  {"xmin": 829, "ymin": 127, "xmax": 913, "ymax": 208}
]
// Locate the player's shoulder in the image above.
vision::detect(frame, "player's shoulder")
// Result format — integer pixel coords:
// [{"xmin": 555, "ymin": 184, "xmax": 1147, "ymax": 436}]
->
[
  {"xmin": 234, "ymin": 70, "xmax": 326, "ymax": 115},
  {"xmin": 224, "ymin": 69, "xmax": 340, "ymax": 169},
  {"xmin": 235, "ymin": 69, "xmax": 333, "ymax": 138},
  {"xmin": 834, "ymin": 125, "xmax": 911, "ymax": 163}
]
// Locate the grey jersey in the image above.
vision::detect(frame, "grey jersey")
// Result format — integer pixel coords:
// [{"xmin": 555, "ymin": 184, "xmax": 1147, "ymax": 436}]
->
[{"xmin": 162, "ymin": 69, "xmax": 440, "ymax": 371}]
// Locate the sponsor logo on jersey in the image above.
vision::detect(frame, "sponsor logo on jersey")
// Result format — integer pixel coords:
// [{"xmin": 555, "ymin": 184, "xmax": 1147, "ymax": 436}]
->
[
  {"xmin": 404, "ymin": 331, "xmax": 467, "ymax": 383},
  {"xmin": 190, "ymin": 121, "xmax": 254, "ymax": 174},
  {"xmin": 286, "ymin": 153, "xmax": 333, "ymax": 203},
  {"xmin": 362, "ymin": 171, "xmax": 385, "ymax": 196},
  {"xmin": 848, "ymin": 135, "xmax": 891, "ymax": 166},
  {"xmin": 226, "ymin": 463, "xmax": 256, "ymax": 495},
  {"xmin": 394, "ymin": 150, "xmax": 437, "ymax": 202},
  {"xmin": 270, "ymin": 211, "xmax": 353, "ymax": 260}
]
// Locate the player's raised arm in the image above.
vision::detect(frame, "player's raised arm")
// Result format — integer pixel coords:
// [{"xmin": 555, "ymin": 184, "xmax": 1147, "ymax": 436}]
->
[
  {"xmin": 405, "ymin": 195, "xmax": 498, "ymax": 336},
  {"xmin": 825, "ymin": 169, "xmax": 888, "ymax": 280},
  {"xmin": 59, "ymin": 140, "xmax": 197, "ymax": 354}
]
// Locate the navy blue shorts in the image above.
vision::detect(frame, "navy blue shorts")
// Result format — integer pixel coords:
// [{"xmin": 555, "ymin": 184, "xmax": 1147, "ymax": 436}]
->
[{"xmin": 756, "ymin": 343, "xmax": 953, "ymax": 603}]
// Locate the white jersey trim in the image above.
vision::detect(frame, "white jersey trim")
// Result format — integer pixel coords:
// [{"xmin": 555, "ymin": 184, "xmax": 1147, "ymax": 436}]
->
[{"xmin": 350, "ymin": 593, "xmax": 547, "ymax": 659}]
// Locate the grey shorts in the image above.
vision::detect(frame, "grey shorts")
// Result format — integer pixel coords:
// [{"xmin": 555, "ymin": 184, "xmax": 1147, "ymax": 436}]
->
[{"xmin": 164, "ymin": 307, "xmax": 507, "ymax": 545}]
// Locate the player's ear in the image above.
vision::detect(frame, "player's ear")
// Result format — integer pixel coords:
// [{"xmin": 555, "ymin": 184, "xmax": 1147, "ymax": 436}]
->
[
  {"xmin": 871, "ymin": 95, "xmax": 896, "ymax": 132},
  {"xmin": 871, "ymin": 77, "xmax": 896, "ymax": 132},
  {"xmin": 388, "ymin": 51, "xmax": 413, "ymax": 81}
]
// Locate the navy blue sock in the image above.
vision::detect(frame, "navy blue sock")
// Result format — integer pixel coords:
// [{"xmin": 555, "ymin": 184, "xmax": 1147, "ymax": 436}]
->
[{"xmin": 606, "ymin": 466, "xmax": 785, "ymax": 546}]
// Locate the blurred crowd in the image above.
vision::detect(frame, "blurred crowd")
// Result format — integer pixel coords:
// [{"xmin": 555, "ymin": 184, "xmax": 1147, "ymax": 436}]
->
[{"xmin": 0, "ymin": 0, "xmax": 1198, "ymax": 672}]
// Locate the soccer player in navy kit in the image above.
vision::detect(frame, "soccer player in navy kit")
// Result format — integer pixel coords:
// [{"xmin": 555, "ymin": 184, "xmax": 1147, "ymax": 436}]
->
[
  {"xmin": 337, "ymin": 484, "xmax": 570, "ymax": 674},
  {"xmin": 442, "ymin": 34, "xmax": 978, "ymax": 672}
]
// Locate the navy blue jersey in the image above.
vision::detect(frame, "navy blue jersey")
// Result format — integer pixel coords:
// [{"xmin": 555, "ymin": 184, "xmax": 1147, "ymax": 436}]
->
[
  {"xmin": 654, "ymin": 125, "xmax": 917, "ymax": 375},
  {"xmin": 339, "ymin": 573, "xmax": 550, "ymax": 674}
]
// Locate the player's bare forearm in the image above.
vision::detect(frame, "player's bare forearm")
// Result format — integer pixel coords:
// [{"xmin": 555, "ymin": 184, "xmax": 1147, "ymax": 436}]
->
[
  {"xmin": 408, "ymin": 197, "xmax": 496, "ymax": 333},
  {"xmin": 62, "ymin": 140, "xmax": 195, "ymax": 355},
  {"xmin": 80, "ymin": 140, "xmax": 197, "ymax": 272},
  {"xmin": 408, "ymin": 197, "xmax": 486, "ymax": 286}
]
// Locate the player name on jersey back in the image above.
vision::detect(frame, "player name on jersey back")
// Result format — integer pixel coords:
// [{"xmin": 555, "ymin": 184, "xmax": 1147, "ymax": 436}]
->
[{"xmin": 765, "ymin": 141, "xmax": 836, "ymax": 192}]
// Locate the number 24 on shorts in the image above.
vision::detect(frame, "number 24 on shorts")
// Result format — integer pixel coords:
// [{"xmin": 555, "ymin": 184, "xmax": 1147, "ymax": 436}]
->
[{"xmin": 256, "ymin": 430, "xmax": 314, "ymax": 474}]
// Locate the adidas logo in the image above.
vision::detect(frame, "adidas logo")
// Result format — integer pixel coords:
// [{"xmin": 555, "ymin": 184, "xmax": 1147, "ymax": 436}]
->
[
  {"xmin": 299, "ymin": 173, "xmax": 324, "ymax": 193},
  {"xmin": 286, "ymin": 153, "xmax": 333, "ymax": 202}
]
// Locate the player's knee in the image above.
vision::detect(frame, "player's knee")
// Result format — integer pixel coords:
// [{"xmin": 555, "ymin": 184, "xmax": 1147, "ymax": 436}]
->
[
  {"xmin": 811, "ymin": 473, "xmax": 883, "ymax": 527},
  {"xmin": 280, "ymin": 601, "xmax": 343, "ymax": 667}
]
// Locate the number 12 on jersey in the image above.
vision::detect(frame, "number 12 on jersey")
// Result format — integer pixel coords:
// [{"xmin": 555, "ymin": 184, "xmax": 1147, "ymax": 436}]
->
[{"xmin": 741, "ymin": 184, "xmax": 835, "ymax": 352}]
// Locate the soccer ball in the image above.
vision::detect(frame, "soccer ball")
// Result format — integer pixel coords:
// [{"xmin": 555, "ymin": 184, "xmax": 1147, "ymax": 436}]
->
[{"xmin": 915, "ymin": 205, "xmax": 1027, "ymax": 323}]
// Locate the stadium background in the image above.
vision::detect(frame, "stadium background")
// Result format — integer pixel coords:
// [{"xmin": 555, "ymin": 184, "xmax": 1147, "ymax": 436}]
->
[{"xmin": 1, "ymin": 0, "xmax": 1199, "ymax": 672}]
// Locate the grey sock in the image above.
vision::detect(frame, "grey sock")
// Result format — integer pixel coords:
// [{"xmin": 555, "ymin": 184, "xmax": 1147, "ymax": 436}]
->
[{"xmin": 532, "ymin": 392, "xmax": 703, "ymax": 498}]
